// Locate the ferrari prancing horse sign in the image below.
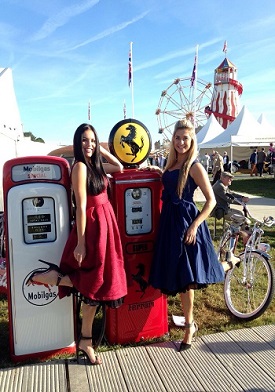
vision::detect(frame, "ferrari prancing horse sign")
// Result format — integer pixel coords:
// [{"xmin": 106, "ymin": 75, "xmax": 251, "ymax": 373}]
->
[{"xmin": 108, "ymin": 119, "xmax": 151, "ymax": 167}]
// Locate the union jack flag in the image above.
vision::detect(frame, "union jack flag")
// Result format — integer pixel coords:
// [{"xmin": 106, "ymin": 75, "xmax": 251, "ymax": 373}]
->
[
  {"xmin": 223, "ymin": 40, "xmax": 228, "ymax": 53},
  {"xmin": 191, "ymin": 54, "xmax": 197, "ymax": 87}
]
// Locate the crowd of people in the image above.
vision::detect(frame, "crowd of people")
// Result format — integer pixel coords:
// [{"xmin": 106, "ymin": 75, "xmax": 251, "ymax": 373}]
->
[{"xmin": 249, "ymin": 143, "xmax": 275, "ymax": 177}]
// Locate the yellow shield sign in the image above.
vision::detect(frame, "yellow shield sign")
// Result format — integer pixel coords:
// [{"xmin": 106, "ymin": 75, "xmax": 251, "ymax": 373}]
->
[{"xmin": 109, "ymin": 119, "xmax": 151, "ymax": 167}]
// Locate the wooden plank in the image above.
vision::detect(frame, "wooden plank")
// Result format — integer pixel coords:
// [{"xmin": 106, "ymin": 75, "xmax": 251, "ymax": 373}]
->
[
  {"xmin": 67, "ymin": 357, "xmax": 90, "ymax": 392},
  {"xmin": 171, "ymin": 339, "xmax": 240, "ymax": 391},
  {"xmin": 145, "ymin": 341, "xmax": 204, "ymax": 392},
  {"xmin": 21, "ymin": 361, "xmax": 67, "ymax": 392},
  {"xmin": 85, "ymin": 350, "xmax": 128, "ymax": 392},
  {"xmin": 202, "ymin": 331, "xmax": 275, "ymax": 392},
  {"xmin": 227, "ymin": 328, "xmax": 275, "ymax": 380},
  {"xmin": 252, "ymin": 324, "xmax": 275, "ymax": 348},
  {"xmin": 0, "ymin": 361, "xmax": 67, "ymax": 392},
  {"xmin": 115, "ymin": 345, "xmax": 167, "ymax": 392}
]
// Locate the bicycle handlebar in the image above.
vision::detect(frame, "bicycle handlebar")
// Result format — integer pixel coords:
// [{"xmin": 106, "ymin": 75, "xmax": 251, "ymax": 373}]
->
[{"xmin": 225, "ymin": 193, "xmax": 275, "ymax": 227}]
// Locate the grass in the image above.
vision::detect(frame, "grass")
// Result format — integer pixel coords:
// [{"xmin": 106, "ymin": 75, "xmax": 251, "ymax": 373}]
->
[
  {"xmin": 0, "ymin": 176, "xmax": 274, "ymax": 368},
  {"xmin": 230, "ymin": 175, "xmax": 275, "ymax": 198}
]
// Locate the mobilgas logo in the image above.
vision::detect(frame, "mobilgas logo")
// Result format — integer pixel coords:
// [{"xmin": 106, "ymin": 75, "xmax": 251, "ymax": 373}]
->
[
  {"xmin": 22, "ymin": 270, "xmax": 58, "ymax": 306},
  {"xmin": 23, "ymin": 165, "xmax": 51, "ymax": 173}
]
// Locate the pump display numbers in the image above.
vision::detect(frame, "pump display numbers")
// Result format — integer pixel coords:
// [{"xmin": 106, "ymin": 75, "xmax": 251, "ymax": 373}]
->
[
  {"xmin": 27, "ymin": 214, "xmax": 51, "ymax": 223},
  {"xmin": 125, "ymin": 187, "xmax": 152, "ymax": 235},
  {"xmin": 22, "ymin": 197, "xmax": 56, "ymax": 243},
  {"xmin": 28, "ymin": 224, "xmax": 51, "ymax": 234}
]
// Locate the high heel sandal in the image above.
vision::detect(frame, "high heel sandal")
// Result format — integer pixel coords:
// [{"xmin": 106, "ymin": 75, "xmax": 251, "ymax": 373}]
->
[
  {"xmin": 26, "ymin": 259, "xmax": 63, "ymax": 286},
  {"xmin": 77, "ymin": 335, "xmax": 102, "ymax": 365},
  {"xmin": 225, "ymin": 251, "xmax": 241, "ymax": 271},
  {"xmin": 178, "ymin": 321, "xmax": 198, "ymax": 352}
]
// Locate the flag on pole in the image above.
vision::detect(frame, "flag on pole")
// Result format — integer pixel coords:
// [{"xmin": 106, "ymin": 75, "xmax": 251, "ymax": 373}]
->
[
  {"xmin": 191, "ymin": 54, "xmax": 197, "ymax": 87},
  {"xmin": 88, "ymin": 101, "xmax": 91, "ymax": 120},
  {"xmin": 223, "ymin": 40, "xmax": 227, "ymax": 54},
  {"xmin": 128, "ymin": 46, "xmax": 132, "ymax": 87}
]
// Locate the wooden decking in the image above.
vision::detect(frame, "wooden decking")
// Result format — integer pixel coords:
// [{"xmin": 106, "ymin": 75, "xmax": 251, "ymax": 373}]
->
[{"xmin": 1, "ymin": 325, "xmax": 274, "ymax": 392}]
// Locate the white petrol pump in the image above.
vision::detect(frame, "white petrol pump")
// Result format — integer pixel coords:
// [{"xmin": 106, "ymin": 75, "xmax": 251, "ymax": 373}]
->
[{"xmin": 3, "ymin": 156, "xmax": 75, "ymax": 362}]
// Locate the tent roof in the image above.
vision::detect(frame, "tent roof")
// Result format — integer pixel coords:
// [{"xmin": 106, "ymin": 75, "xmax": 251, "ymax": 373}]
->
[
  {"xmin": 257, "ymin": 113, "xmax": 275, "ymax": 134},
  {"xmin": 199, "ymin": 106, "xmax": 274, "ymax": 148},
  {"xmin": 0, "ymin": 68, "xmax": 22, "ymax": 136},
  {"xmin": 197, "ymin": 113, "xmax": 225, "ymax": 145}
]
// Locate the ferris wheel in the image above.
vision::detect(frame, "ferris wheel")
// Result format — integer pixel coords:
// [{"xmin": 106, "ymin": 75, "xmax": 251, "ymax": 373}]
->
[{"xmin": 155, "ymin": 77, "xmax": 213, "ymax": 140}]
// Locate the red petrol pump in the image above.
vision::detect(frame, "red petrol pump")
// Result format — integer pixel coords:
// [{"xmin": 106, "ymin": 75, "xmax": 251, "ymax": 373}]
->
[
  {"xmin": 3, "ymin": 156, "xmax": 75, "ymax": 361},
  {"xmin": 105, "ymin": 119, "xmax": 168, "ymax": 344}
]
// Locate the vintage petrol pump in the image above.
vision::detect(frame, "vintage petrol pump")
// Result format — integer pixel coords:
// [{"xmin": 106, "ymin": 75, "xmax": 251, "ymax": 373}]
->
[
  {"xmin": 105, "ymin": 119, "xmax": 168, "ymax": 344},
  {"xmin": 3, "ymin": 156, "xmax": 75, "ymax": 362}
]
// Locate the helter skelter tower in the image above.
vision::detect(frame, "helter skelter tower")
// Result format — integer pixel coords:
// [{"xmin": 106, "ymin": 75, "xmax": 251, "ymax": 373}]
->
[{"xmin": 205, "ymin": 43, "xmax": 243, "ymax": 129}]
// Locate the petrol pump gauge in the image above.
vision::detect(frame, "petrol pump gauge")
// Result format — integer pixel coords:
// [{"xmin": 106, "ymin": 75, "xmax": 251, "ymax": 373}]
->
[
  {"xmin": 125, "ymin": 187, "xmax": 152, "ymax": 235},
  {"xmin": 108, "ymin": 118, "xmax": 151, "ymax": 167}
]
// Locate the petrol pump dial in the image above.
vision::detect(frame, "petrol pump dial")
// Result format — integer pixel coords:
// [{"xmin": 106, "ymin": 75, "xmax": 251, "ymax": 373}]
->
[
  {"xmin": 23, "ymin": 197, "xmax": 56, "ymax": 243},
  {"xmin": 125, "ymin": 187, "xmax": 152, "ymax": 235}
]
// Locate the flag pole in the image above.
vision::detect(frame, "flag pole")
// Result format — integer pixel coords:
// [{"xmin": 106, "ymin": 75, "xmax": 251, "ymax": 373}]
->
[
  {"xmin": 191, "ymin": 45, "xmax": 198, "ymax": 129},
  {"xmin": 88, "ymin": 99, "xmax": 91, "ymax": 121},
  {"xmin": 123, "ymin": 100, "xmax": 126, "ymax": 119},
  {"xmin": 129, "ymin": 41, "xmax": 135, "ymax": 118}
]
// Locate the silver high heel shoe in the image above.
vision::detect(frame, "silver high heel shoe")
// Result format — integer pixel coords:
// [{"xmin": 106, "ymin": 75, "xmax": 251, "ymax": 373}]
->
[{"xmin": 178, "ymin": 321, "xmax": 198, "ymax": 351}]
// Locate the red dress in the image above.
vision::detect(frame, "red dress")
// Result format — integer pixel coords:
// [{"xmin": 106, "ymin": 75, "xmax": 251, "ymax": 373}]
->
[{"xmin": 59, "ymin": 187, "xmax": 127, "ymax": 303}]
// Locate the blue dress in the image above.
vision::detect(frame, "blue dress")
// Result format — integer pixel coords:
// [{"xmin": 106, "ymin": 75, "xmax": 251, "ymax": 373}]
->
[{"xmin": 149, "ymin": 168, "xmax": 224, "ymax": 295}]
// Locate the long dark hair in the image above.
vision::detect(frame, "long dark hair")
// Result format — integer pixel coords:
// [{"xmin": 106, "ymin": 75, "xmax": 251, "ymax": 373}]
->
[{"xmin": 73, "ymin": 123, "xmax": 107, "ymax": 195}]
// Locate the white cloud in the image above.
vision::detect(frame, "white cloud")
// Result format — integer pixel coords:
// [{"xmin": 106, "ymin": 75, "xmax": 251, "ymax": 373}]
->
[{"xmin": 30, "ymin": 0, "xmax": 100, "ymax": 41}]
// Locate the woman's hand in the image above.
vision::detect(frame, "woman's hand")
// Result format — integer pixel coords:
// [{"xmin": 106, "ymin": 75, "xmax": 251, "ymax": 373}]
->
[
  {"xmin": 184, "ymin": 225, "xmax": 198, "ymax": 245},
  {"xmin": 74, "ymin": 243, "xmax": 86, "ymax": 267},
  {"xmin": 140, "ymin": 165, "xmax": 163, "ymax": 175}
]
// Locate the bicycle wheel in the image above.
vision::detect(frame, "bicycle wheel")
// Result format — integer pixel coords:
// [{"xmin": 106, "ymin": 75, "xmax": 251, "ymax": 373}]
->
[{"xmin": 224, "ymin": 251, "xmax": 274, "ymax": 321}]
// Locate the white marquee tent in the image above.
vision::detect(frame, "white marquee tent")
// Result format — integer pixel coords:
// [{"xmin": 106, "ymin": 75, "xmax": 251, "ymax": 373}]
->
[
  {"xmin": 196, "ymin": 113, "xmax": 225, "ymax": 145},
  {"xmin": 199, "ymin": 105, "xmax": 275, "ymax": 149},
  {"xmin": 258, "ymin": 113, "xmax": 275, "ymax": 135}
]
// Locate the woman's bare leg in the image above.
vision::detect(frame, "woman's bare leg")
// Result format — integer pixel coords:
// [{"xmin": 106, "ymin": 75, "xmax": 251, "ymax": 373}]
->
[
  {"xmin": 78, "ymin": 303, "xmax": 102, "ymax": 364},
  {"xmin": 180, "ymin": 289, "xmax": 196, "ymax": 344}
]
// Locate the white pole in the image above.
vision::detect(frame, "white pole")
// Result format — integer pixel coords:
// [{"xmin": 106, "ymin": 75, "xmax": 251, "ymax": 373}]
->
[{"xmin": 129, "ymin": 41, "xmax": 135, "ymax": 118}]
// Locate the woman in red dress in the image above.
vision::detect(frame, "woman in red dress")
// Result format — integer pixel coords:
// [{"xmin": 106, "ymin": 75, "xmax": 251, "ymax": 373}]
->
[{"xmin": 28, "ymin": 123, "xmax": 127, "ymax": 365}]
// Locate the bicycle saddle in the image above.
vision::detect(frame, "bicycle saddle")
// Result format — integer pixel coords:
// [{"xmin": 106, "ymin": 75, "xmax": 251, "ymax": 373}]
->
[{"xmin": 230, "ymin": 214, "xmax": 249, "ymax": 225}]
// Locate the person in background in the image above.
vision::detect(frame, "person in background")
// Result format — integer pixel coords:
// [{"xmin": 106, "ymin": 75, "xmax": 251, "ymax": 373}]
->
[
  {"xmin": 201, "ymin": 152, "xmax": 211, "ymax": 172},
  {"xmin": 212, "ymin": 171, "xmax": 249, "ymax": 221},
  {"xmin": 249, "ymin": 148, "xmax": 258, "ymax": 176},
  {"xmin": 223, "ymin": 151, "xmax": 229, "ymax": 172},
  {"xmin": 149, "ymin": 119, "xmax": 239, "ymax": 352},
  {"xmin": 27, "ymin": 123, "xmax": 127, "ymax": 366},
  {"xmin": 267, "ymin": 142, "xmax": 275, "ymax": 178},
  {"xmin": 212, "ymin": 151, "xmax": 224, "ymax": 185},
  {"xmin": 158, "ymin": 152, "xmax": 167, "ymax": 170},
  {"xmin": 256, "ymin": 147, "xmax": 266, "ymax": 177},
  {"xmin": 152, "ymin": 153, "xmax": 159, "ymax": 166}
]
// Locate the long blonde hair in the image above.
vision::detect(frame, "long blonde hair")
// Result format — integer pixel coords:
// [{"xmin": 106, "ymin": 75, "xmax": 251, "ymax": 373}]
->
[{"xmin": 164, "ymin": 119, "xmax": 198, "ymax": 197}]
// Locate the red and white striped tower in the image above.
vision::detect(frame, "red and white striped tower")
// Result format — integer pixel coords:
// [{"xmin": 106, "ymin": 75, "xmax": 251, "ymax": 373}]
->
[{"xmin": 205, "ymin": 42, "xmax": 243, "ymax": 129}]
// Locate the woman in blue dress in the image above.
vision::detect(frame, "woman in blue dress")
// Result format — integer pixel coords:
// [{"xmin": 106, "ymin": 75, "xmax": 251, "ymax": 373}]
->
[{"xmin": 149, "ymin": 119, "xmax": 240, "ymax": 351}]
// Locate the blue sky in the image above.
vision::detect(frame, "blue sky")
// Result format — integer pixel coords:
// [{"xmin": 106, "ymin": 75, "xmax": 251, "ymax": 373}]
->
[{"xmin": 1, "ymin": 0, "xmax": 275, "ymax": 146}]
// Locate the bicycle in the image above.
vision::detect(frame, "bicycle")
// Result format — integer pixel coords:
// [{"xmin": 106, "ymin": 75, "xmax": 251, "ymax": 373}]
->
[{"xmin": 216, "ymin": 196, "xmax": 275, "ymax": 321}]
